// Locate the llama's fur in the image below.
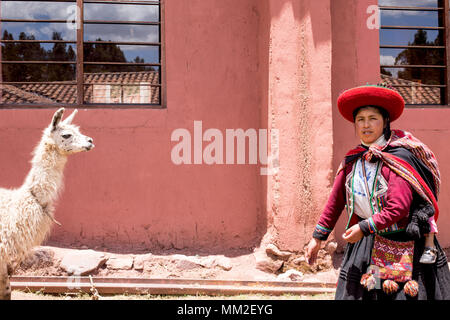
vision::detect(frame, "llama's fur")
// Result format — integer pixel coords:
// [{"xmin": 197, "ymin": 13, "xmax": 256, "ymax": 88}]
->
[{"xmin": 0, "ymin": 108, "xmax": 94, "ymax": 299}]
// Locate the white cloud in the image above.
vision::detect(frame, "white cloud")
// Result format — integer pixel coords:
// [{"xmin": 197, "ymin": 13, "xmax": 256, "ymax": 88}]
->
[
  {"xmin": 380, "ymin": 55, "xmax": 396, "ymax": 65},
  {"xmin": 382, "ymin": 10, "xmax": 426, "ymax": 18},
  {"xmin": 84, "ymin": 3, "xmax": 158, "ymax": 22},
  {"xmin": 2, "ymin": 2, "xmax": 158, "ymax": 43},
  {"xmin": 380, "ymin": 55, "xmax": 400, "ymax": 77},
  {"xmin": 379, "ymin": 0, "xmax": 438, "ymax": 17},
  {"xmin": 85, "ymin": 24, "xmax": 159, "ymax": 43},
  {"xmin": 379, "ymin": 0, "xmax": 436, "ymax": 6},
  {"xmin": 1, "ymin": 1, "xmax": 69, "ymax": 19},
  {"xmin": 21, "ymin": 24, "xmax": 75, "ymax": 41},
  {"xmin": 2, "ymin": 1, "xmax": 158, "ymax": 23}
]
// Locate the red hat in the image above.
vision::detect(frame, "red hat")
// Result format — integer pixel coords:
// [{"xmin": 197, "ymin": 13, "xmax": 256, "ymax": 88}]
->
[{"xmin": 337, "ymin": 84, "xmax": 405, "ymax": 123}]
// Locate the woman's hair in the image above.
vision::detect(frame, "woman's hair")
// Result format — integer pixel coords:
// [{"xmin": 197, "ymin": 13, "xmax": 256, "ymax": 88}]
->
[{"xmin": 352, "ymin": 105, "xmax": 391, "ymax": 140}]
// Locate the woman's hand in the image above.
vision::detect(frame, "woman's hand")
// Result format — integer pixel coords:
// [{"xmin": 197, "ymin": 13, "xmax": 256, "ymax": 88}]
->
[
  {"xmin": 305, "ymin": 238, "xmax": 322, "ymax": 265},
  {"xmin": 342, "ymin": 224, "xmax": 364, "ymax": 243}
]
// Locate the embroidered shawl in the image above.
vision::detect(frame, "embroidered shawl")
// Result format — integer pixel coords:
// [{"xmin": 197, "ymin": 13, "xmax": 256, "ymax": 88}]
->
[{"xmin": 337, "ymin": 129, "xmax": 440, "ymax": 221}]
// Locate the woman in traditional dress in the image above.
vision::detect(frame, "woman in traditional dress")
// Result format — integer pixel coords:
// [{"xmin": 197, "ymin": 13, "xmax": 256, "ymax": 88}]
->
[{"xmin": 305, "ymin": 84, "xmax": 450, "ymax": 300}]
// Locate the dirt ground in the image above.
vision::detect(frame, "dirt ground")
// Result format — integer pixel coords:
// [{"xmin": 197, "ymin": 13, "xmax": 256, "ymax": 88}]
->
[
  {"xmin": 9, "ymin": 245, "xmax": 341, "ymax": 300},
  {"xmin": 12, "ymin": 245, "xmax": 341, "ymax": 283},
  {"xmin": 11, "ymin": 291, "xmax": 335, "ymax": 300},
  {"xmin": 10, "ymin": 245, "xmax": 449, "ymax": 300}
]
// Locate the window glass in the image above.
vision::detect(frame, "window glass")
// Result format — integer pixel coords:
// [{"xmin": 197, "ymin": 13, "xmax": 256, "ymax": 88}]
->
[
  {"xmin": 2, "ymin": 63, "xmax": 76, "ymax": 82},
  {"xmin": 381, "ymin": 67, "xmax": 444, "ymax": 86},
  {"xmin": 379, "ymin": 1, "xmax": 443, "ymax": 104},
  {"xmin": 380, "ymin": 29, "xmax": 442, "ymax": 46},
  {"xmin": 381, "ymin": 11, "xmax": 439, "ymax": 27},
  {"xmin": 380, "ymin": 47, "xmax": 444, "ymax": 67},
  {"xmin": 84, "ymin": 24, "xmax": 159, "ymax": 43},
  {"xmin": 1, "ymin": 0, "xmax": 162, "ymax": 107},
  {"xmin": 1, "ymin": 22, "xmax": 76, "ymax": 41},
  {"xmin": 380, "ymin": 74, "xmax": 443, "ymax": 104},
  {"xmin": 83, "ymin": 1, "xmax": 160, "ymax": 105},
  {"xmin": 84, "ymin": 3, "xmax": 159, "ymax": 22},
  {"xmin": 379, "ymin": 0, "xmax": 438, "ymax": 7},
  {"xmin": 1, "ymin": 83, "xmax": 77, "ymax": 104},
  {"xmin": 84, "ymin": 44, "xmax": 159, "ymax": 64},
  {"xmin": 83, "ymin": 66, "xmax": 160, "ymax": 104},
  {"xmin": 0, "ymin": 1, "xmax": 76, "ymax": 20},
  {"xmin": 2, "ymin": 41, "xmax": 76, "ymax": 62}
]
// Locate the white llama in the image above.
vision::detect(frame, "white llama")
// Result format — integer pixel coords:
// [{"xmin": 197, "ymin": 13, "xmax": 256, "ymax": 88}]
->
[{"xmin": 0, "ymin": 108, "xmax": 94, "ymax": 299}]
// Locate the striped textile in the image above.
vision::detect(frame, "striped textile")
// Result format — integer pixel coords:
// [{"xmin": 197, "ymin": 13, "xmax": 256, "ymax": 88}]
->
[
  {"xmin": 370, "ymin": 234, "xmax": 414, "ymax": 282},
  {"xmin": 389, "ymin": 130, "xmax": 440, "ymax": 196},
  {"xmin": 338, "ymin": 129, "xmax": 441, "ymax": 221}
]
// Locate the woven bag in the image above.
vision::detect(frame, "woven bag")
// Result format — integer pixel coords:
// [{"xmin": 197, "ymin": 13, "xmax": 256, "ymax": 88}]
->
[
  {"xmin": 360, "ymin": 234, "xmax": 419, "ymax": 296},
  {"xmin": 370, "ymin": 234, "xmax": 414, "ymax": 282}
]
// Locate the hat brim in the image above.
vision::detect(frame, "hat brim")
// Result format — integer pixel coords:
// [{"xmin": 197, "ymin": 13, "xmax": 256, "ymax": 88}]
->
[{"xmin": 337, "ymin": 86, "xmax": 405, "ymax": 122}]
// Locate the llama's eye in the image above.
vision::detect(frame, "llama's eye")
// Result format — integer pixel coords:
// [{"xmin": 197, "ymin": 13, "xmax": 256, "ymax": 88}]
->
[{"xmin": 62, "ymin": 134, "xmax": 72, "ymax": 139}]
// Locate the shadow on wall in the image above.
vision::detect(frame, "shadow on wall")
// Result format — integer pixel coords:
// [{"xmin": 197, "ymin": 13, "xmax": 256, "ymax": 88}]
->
[
  {"xmin": 268, "ymin": 0, "xmax": 332, "ymax": 46},
  {"xmin": 0, "ymin": 0, "xmax": 341, "ymax": 256},
  {"xmin": 260, "ymin": 0, "xmax": 335, "ymax": 252}
]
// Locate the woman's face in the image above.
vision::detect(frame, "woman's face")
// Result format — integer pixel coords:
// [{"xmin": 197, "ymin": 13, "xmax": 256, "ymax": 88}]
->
[{"xmin": 354, "ymin": 107, "xmax": 386, "ymax": 145}]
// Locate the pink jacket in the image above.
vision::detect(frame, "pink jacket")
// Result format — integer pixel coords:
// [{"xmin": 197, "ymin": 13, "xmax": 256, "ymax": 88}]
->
[{"xmin": 313, "ymin": 161, "xmax": 413, "ymax": 240}]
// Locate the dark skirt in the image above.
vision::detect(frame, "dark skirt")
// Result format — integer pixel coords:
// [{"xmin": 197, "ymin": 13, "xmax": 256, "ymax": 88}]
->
[{"xmin": 335, "ymin": 233, "xmax": 450, "ymax": 300}]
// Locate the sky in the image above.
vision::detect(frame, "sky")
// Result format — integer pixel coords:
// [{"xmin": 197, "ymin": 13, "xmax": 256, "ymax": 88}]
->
[
  {"xmin": 379, "ymin": 0, "xmax": 437, "ymax": 7},
  {"xmin": 0, "ymin": 1, "xmax": 160, "ymax": 63},
  {"xmin": 379, "ymin": 0, "xmax": 443, "ymax": 80},
  {"xmin": 1, "ymin": 0, "xmax": 443, "ymax": 81}
]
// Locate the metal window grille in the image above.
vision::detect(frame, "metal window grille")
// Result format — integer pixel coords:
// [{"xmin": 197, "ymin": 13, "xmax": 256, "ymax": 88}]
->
[
  {"xmin": 0, "ymin": 0, "xmax": 164, "ymax": 108},
  {"xmin": 379, "ymin": 0, "xmax": 448, "ymax": 106}
]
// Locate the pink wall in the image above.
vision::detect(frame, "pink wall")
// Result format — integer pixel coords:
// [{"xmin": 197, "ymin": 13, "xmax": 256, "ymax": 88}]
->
[
  {"xmin": 262, "ymin": 0, "xmax": 334, "ymax": 252},
  {"xmin": 0, "ymin": 0, "xmax": 267, "ymax": 253},
  {"xmin": 1, "ymin": 0, "xmax": 448, "ymax": 254},
  {"xmin": 395, "ymin": 109, "xmax": 450, "ymax": 246}
]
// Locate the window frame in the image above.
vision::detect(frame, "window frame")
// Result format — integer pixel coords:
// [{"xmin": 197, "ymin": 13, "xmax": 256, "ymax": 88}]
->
[
  {"xmin": 0, "ymin": 0, "xmax": 166, "ymax": 109},
  {"xmin": 379, "ymin": 0, "xmax": 449, "ymax": 107}
]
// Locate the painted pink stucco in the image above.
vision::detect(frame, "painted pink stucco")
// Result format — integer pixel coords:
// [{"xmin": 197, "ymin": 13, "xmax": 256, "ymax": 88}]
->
[
  {"xmin": 263, "ymin": 0, "xmax": 334, "ymax": 252},
  {"xmin": 0, "ymin": 0, "xmax": 449, "ymax": 254},
  {"xmin": 394, "ymin": 110, "xmax": 450, "ymax": 246},
  {"xmin": 0, "ymin": 0, "xmax": 267, "ymax": 252}
]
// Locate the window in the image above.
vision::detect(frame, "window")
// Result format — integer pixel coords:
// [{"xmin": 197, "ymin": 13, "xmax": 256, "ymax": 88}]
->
[
  {"xmin": 0, "ymin": 0, "xmax": 164, "ymax": 108},
  {"xmin": 379, "ymin": 0, "xmax": 448, "ymax": 105}
]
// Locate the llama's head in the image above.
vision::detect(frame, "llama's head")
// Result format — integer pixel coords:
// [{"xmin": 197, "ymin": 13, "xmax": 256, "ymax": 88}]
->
[{"xmin": 47, "ymin": 108, "xmax": 94, "ymax": 155}]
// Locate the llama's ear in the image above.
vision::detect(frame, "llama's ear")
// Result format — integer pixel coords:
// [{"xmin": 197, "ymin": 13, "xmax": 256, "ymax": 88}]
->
[
  {"xmin": 51, "ymin": 108, "xmax": 65, "ymax": 131},
  {"xmin": 62, "ymin": 109, "xmax": 78, "ymax": 125}
]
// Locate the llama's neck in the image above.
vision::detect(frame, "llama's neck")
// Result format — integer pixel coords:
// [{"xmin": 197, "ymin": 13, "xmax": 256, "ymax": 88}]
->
[{"xmin": 23, "ymin": 139, "xmax": 68, "ymax": 208}]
